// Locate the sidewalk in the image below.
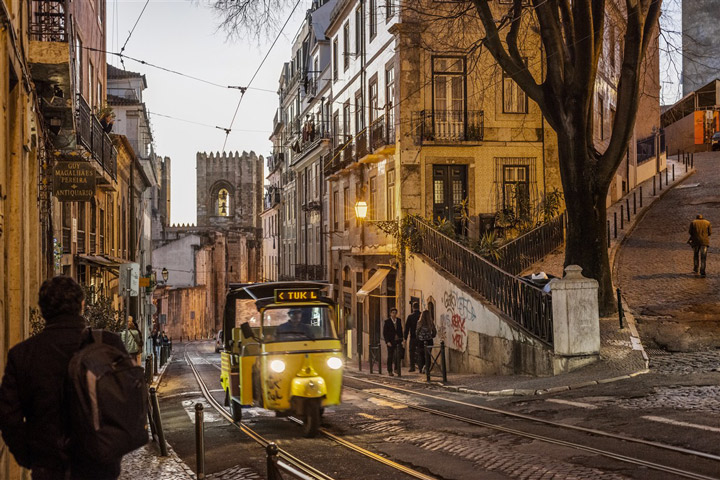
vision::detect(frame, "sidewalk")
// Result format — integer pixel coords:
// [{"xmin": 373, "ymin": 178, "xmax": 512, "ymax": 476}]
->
[{"xmin": 347, "ymin": 156, "xmax": 693, "ymax": 396}]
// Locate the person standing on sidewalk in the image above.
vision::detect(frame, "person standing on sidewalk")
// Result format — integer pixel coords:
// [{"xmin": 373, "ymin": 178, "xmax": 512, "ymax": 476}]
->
[
  {"xmin": 383, "ymin": 308, "xmax": 403, "ymax": 376},
  {"xmin": 404, "ymin": 302, "xmax": 421, "ymax": 372},
  {"xmin": 688, "ymin": 213, "xmax": 712, "ymax": 277},
  {"xmin": 416, "ymin": 310, "xmax": 437, "ymax": 374}
]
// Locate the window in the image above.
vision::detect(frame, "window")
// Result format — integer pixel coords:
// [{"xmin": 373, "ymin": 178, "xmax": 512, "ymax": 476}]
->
[
  {"xmin": 369, "ymin": 78, "xmax": 378, "ymax": 125},
  {"xmin": 369, "ymin": 176, "xmax": 378, "ymax": 220},
  {"xmin": 97, "ymin": 81, "xmax": 103, "ymax": 107},
  {"xmin": 503, "ymin": 165, "xmax": 530, "ymax": 217},
  {"xmin": 218, "ymin": 188, "xmax": 230, "ymax": 216},
  {"xmin": 369, "ymin": 0, "xmax": 377, "ymax": 39},
  {"xmin": 343, "ymin": 102, "xmax": 351, "ymax": 141},
  {"xmin": 355, "ymin": 7, "xmax": 363, "ymax": 56},
  {"xmin": 332, "ymin": 38, "xmax": 338, "ymax": 81},
  {"xmin": 343, "ymin": 186, "xmax": 350, "ymax": 228},
  {"xmin": 385, "ymin": 0, "xmax": 393, "ymax": 20},
  {"xmin": 503, "ymin": 62, "xmax": 527, "ymax": 113},
  {"xmin": 333, "ymin": 110, "xmax": 340, "ymax": 145},
  {"xmin": 333, "ymin": 190, "xmax": 339, "ymax": 230},
  {"xmin": 355, "ymin": 91, "xmax": 364, "ymax": 134},
  {"xmin": 433, "ymin": 57, "xmax": 466, "ymax": 139},
  {"xmin": 387, "ymin": 169, "xmax": 396, "ymax": 220},
  {"xmin": 75, "ymin": 36, "xmax": 83, "ymax": 95},
  {"xmin": 343, "ymin": 22, "xmax": 350, "ymax": 71},
  {"xmin": 385, "ymin": 65, "xmax": 395, "ymax": 133},
  {"xmin": 88, "ymin": 61, "xmax": 94, "ymax": 107}
]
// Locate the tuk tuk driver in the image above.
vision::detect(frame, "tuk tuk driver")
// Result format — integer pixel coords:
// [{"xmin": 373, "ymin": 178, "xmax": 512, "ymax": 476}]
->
[{"xmin": 276, "ymin": 308, "xmax": 313, "ymax": 339}]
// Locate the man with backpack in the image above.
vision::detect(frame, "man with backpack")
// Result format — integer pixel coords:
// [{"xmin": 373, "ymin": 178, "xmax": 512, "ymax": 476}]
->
[{"xmin": 0, "ymin": 276, "xmax": 147, "ymax": 479}]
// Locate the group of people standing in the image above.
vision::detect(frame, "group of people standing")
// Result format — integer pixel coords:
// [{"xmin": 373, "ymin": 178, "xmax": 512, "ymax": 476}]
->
[{"xmin": 382, "ymin": 302, "xmax": 437, "ymax": 376}]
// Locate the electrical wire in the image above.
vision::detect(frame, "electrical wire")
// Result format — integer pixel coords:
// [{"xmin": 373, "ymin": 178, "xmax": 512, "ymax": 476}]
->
[
  {"xmin": 148, "ymin": 110, "xmax": 271, "ymax": 134},
  {"xmin": 120, "ymin": 0, "xmax": 151, "ymax": 59},
  {"xmin": 222, "ymin": 0, "xmax": 305, "ymax": 151}
]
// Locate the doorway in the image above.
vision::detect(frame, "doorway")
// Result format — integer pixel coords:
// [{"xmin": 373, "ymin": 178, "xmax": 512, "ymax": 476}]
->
[{"xmin": 433, "ymin": 165, "xmax": 468, "ymax": 235}]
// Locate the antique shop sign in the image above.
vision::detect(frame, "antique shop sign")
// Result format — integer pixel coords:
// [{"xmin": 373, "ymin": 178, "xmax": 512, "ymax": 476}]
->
[{"xmin": 53, "ymin": 161, "xmax": 96, "ymax": 201}]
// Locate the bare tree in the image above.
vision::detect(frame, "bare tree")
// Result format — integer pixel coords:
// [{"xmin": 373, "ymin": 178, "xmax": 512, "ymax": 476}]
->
[{"xmin": 468, "ymin": 0, "xmax": 661, "ymax": 315}]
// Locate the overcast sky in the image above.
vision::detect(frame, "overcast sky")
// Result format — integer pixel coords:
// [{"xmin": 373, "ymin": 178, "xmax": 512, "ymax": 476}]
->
[
  {"xmin": 109, "ymin": 0, "xmax": 681, "ymax": 226},
  {"xmin": 108, "ymin": 0, "xmax": 308, "ymax": 225}
]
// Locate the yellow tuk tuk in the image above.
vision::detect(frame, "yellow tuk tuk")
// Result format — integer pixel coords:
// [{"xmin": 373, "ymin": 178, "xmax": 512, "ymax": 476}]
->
[{"xmin": 220, "ymin": 282, "xmax": 343, "ymax": 437}]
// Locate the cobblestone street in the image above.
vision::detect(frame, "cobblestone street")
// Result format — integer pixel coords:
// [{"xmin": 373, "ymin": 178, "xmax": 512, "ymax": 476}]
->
[{"xmin": 616, "ymin": 151, "xmax": 720, "ymax": 351}]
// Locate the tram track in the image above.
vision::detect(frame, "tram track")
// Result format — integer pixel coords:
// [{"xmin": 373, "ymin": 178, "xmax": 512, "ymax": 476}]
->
[
  {"xmin": 182, "ymin": 343, "xmax": 435, "ymax": 480},
  {"xmin": 344, "ymin": 375, "xmax": 720, "ymax": 480}
]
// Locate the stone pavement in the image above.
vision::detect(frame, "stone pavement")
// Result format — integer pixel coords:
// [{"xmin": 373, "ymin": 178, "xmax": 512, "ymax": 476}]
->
[{"xmin": 616, "ymin": 151, "xmax": 720, "ymax": 351}]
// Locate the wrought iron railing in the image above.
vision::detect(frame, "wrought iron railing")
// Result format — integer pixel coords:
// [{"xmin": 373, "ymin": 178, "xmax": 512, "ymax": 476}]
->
[
  {"xmin": 30, "ymin": 0, "xmax": 68, "ymax": 42},
  {"xmin": 341, "ymin": 138, "xmax": 354, "ymax": 165},
  {"xmin": 495, "ymin": 213, "xmax": 565, "ymax": 275},
  {"xmin": 637, "ymin": 135, "xmax": 656, "ymax": 164},
  {"xmin": 414, "ymin": 110, "xmax": 484, "ymax": 143},
  {"xmin": 410, "ymin": 216, "xmax": 553, "ymax": 345},
  {"xmin": 77, "ymin": 230, "xmax": 85, "ymax": 254},
  {"xmin": 76, "ymin": 95, "xmax": 117, "ymax": 179},
  {"xmin": 355, "ymin": 131, "xmax": 368, "ymax": 160}
]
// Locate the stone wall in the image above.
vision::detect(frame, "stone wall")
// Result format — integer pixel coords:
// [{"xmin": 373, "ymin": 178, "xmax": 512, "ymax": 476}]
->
[{"xmin": 405, "ymin": 255, "xmax": 554, "ymax": 376}]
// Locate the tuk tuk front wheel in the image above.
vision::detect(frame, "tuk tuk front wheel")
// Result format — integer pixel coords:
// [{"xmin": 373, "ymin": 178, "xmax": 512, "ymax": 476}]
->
[
  {"xmin": 302, "ymin": 398, "xmax": 321, "ymax": 437},
  {"xmin": 230, "ymin": 397, "xmax": 242, "ymax": 422}
]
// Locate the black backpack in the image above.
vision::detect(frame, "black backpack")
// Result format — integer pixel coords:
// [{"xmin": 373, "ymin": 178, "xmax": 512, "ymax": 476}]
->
[{"xmin": 66, "ymin": 328, "xmax": 148, "ymax": 463}]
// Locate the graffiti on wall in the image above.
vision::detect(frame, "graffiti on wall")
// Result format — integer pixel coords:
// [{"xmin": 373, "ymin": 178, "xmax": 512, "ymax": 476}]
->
[{"xmin": 440, "ymin": 290, "xmax": 476, "ymax": 352}]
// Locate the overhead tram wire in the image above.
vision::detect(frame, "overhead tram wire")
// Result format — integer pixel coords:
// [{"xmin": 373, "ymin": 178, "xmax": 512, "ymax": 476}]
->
[
  {"xmin": 81, "ymin": 46, "xmax": 276, "ymax": 93},
  {"xmin": 119, "ymin": 0, "xmax": 151, "ymax": 69},
  {"xmin": 222, "ymin": 0, "xmax": 304, "ymax": 151}
]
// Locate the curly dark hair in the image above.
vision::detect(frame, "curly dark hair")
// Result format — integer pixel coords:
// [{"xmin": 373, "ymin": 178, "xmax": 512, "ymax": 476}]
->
[{"xmin": 38, "ymin": 276, "xmax": 84, "ymax": 321}]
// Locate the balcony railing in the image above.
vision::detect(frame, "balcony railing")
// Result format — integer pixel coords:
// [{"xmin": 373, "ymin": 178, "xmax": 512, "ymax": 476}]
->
[
  {"xmin": 494, "ymin": 213, "xmax": 566, "ymax": 275},
  {"xmin": 370, "ymin": 113, "xmax": 396, "ymax": 151},
  {"xmin": 77, "ymin": 230, "xmax": 85, "ymax": 254},
  {"xmin": 30, "ymin": 0, "xmax": 68, "ymax": 42},
  {"xmin": 264, "ymin": 191, "xmax": 281, "ymax": 210},
  {"xmin": 342, "ymin": 138, "xmax": 354, "ymax": 165},
  {"xmin": 409, "ymin": 216, "xmax": 553, "ymax": 345},
  {"xmin": 637, "ymin": 135, "xmax": 657, "ymax": 165},
  {"xmin": 268, "ymin": 152, "xmax": 283, "ymax": 173},
  {"xmin": 355, "ymin": 131, "xmax": 368, "ymax": 160},
  {"xmin": 415, "ymin": 110, "xmax": 484, "ymax": 143},
  {"xmin": 76, "ymin": 95, "xmax": 117, "ymax": 179}
]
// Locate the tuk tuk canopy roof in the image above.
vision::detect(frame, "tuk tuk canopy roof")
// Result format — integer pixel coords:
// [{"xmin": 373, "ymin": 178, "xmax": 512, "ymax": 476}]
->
[{"xmin": 227, "ymin": 281, "xmax": 329, "ymax": 302}]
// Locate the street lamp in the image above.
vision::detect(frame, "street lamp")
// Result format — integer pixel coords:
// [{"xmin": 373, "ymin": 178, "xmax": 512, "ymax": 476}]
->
[
  {"xmin": 161, "ymin": 267, "xmax": 169, "ymax": 283},
  {"xmin": 354, "ymin": 200, "xmax": 368, "ymax": 220}
]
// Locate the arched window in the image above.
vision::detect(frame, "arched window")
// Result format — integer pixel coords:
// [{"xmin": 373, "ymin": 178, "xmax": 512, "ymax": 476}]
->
[{"xmin": 218, "ymin": 189, "xmax": 230, "ymax": 216}]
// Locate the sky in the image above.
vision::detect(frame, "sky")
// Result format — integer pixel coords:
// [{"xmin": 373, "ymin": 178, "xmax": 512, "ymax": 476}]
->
[
  {"xmin": 108, "ymin": 0, "xmax": 310, "ymax": 225},
  {"xmin": 109, "ymin": 1, "xmax": 682, "ymax": 226}
]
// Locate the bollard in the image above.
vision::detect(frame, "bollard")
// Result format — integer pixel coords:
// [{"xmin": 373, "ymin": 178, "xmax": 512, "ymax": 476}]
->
[
  {"xmin": 153, "ymin": 351, "xmax": 158, "ymax": 375},
  {"xmin": 639, "ymin": 186, "xmax": 643, "ymax": 207},
  {"xmin": 440, "ymin": 341, "xmax": 447, "ymax": 384},
  {"xmin": 358, "ymin": 350, "xmax": 362, "ymax": 372},
  {"xmin": 658, "ymin": 172, "xmax": 662, "ymax": 191},
  {"xmin": 607, "ymin": 220, "xmax": 611, "ymax": 248},
  {"xmin": 616, "ymin": 288, "xmax": 625, "ymax": 329},
  {"xmin": 149, "ymin": 387, "xmax": 168, "ymax": 456},
  {"xmin": 145, "ymin": 355, "xmax": 153, "ymax": 385},
  {"xmin": 369, "ymin": 346, "xmax": 374, "ymax": 374},
  {"xmin": 266, "ymin": 443, "xmax": 283, "ymax": 480},
  {"xmin": 653, "ymin": 176, "xmax": 656, "ymax": 196},
  {"xmin": 686, "ymin": 158, "xmax": 688, "ymax": 172},
  {"xmin": 195, "ymin": 403, "xmax": 205, "ymax": 480},
  {"xmin": 378, "ymin": 346, "xmax": 382, "ymax": 375},
  {"xmin": 614, "ymin": 211, "xmax": 618, "ymax": 238},
  {"xmin": 672, "ymin": 164, "xmax": 675, "ymax": 181},
  {"xmin": 620, "ymin": 205, "xmax": 624, "ymax": 229},
  {"xmin": 625, "ymin": 198, "xmax": 630, "ymax": 221},
  {"xmin": 666, "ymin": 168, "xmax": 669, "ymax": 185},
  {"xmin": 691, "ymin": 152, "xmax": 694, "ymax": 168},
  {"xmin": 633, "ymin": 192, "xmax": 637, "ymax": 214},
  {"xmin": 425, "ymin": 345, "xmax": 431, "ymax": 383}
]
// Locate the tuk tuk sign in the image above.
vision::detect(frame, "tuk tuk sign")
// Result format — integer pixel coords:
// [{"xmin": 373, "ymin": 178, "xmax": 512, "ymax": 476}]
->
[
  {"xmin": 275, "ymin": 288, "xmax": 320, "ymax": 303},
  {"xmin": 53, "ymin": 161, "xmax": 96, "ymax": 202}
]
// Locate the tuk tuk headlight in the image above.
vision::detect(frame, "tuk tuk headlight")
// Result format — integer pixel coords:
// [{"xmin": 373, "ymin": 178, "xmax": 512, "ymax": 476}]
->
[
  {"xmin": 327, "ymin": 357, "xmax": 343, "ymax": 370},
  {"xmin": 270, "ymin": 359, "xmax": 286, "ymax": 373}
]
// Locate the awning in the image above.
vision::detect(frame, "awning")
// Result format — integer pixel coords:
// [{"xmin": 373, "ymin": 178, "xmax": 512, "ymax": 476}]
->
[
  {"xmin": 76, "ymin": 254, "xmax": 122, "ymax": 275},
  {"xmin": 356, "ymin": 267, "xmax": 392, "ymax": 301}
]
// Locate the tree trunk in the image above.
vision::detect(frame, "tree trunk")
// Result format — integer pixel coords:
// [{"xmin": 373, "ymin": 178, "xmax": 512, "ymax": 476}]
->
[{"xmin": 557, "ymin": 132, "xmax": 616, "ymax": 316}]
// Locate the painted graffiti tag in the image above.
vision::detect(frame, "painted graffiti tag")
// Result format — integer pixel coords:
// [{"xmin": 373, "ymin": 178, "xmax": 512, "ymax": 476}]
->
[{"xmin": 440, "ymin": 290, "xmax": 476, "ymax": 352}]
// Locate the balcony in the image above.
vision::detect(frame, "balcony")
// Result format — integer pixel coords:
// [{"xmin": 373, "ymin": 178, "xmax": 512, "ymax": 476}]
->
[
  {"xmin": 268, "ymin": 152, "xmax": 283, "ymax": 173},
  {"xmin": 414, "ymin": 110, "xmax": 484, "ymax": 144},
  {"xmin": 264, "ymin": 189, "xmax": 281, "ymax": 210},
  {"xmin": 370, "ymin": 114, "xmax": 396, "ymax": 153},
  {"xmin": 76, "ymin": 95, "xmax": 118, "ymax": 180},
  {"xmin": 30, "ymin": 0, "xmax": 68, "ymax": 42}
]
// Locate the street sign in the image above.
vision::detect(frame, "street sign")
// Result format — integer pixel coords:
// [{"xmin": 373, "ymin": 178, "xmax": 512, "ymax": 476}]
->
[
  {"xmin": 52, "ymin": 161, "xmax": 96, "ymax": 202},
  {"xmin": 119, "ymin": 263, "xmax": 140, "ymax": 297},
  {"xmin": 275, "ymin": 288, "xmax": 320, "ymax": 303},
  {"xmin": 139, "ymin": 277, "xmax": 150, "ymax": 287}
]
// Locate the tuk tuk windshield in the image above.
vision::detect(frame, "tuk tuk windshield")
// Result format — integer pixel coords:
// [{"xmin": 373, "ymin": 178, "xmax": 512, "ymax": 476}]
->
[{"xmin": 262, "ymin": 305, "xmax": 337, "ymax": 342}]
